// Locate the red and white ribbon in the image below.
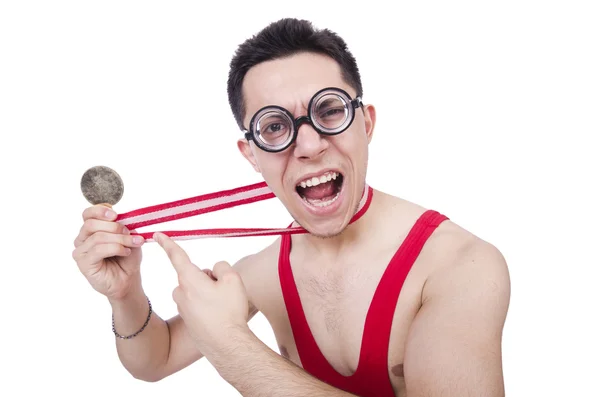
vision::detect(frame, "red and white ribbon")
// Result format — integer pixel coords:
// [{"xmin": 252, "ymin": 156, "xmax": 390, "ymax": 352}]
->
[{"xmin": 115, "ymin": 181, "xmax": 373, "ymax": 242}]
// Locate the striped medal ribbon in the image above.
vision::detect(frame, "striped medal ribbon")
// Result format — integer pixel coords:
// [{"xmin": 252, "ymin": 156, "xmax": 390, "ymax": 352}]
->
[
  {"xmin": 115, "ymin": 181, "xmax": 374, "ymax": 242},
  {"xmin": 116, "ymin": 182, "xmax": 373, "ymax": 242}
]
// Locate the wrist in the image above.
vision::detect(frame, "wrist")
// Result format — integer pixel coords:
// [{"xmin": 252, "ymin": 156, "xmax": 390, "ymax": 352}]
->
[
  {"xmin": 107, "ymin": 282, "xmax": 145, "ymax": 309},
  {"xmin": 109, "ymin": 287, "xmax": 152, "ymax": 339},
  {"xmin": 208, "ymin": 325, "xmax": 255, "ymax": 372}
]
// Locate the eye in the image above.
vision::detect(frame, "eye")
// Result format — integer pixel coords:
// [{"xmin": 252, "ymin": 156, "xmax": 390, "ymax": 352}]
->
[
  {"xmin": 262, "ymin": 121, "xmax": 290, "ymax": 138},
  {"xmin": 319, "ymin": 106, "xmax": 345, "ymax": 119},
  {"xmin": 265, "ymin": 123, "xmax": 284, "ymax": 134},
  {"xmin": 257, "ymin": 114, "xmax": 291, "ymax": 145}
]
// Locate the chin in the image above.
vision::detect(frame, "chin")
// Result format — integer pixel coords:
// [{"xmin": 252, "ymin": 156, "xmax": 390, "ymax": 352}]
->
[{"xmin": 286, "ymin": 169, "xmax": 361, "ymax": 238}]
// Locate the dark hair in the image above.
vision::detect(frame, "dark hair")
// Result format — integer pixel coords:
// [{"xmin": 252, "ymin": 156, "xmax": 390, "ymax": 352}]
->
[{"xmin": 227, "ymin": 18, "xmax": 363, "ymax": 130}]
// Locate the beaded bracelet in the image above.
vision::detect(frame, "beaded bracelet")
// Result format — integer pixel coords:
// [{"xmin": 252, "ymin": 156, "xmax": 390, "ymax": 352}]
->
[{"xmin": 112, "ymin": 296, "xmax": 152, "ymax": 339}]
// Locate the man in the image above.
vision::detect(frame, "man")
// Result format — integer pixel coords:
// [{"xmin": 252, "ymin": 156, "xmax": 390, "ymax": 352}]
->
[{"xmin": 72, "ymin": 18, "xmax": 510, "ymax": 397}]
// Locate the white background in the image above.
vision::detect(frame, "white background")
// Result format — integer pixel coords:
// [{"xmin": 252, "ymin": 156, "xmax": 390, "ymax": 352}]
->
[{"xmin": 1, "ymin": 0, "xmax": 598, "ymax": 395}]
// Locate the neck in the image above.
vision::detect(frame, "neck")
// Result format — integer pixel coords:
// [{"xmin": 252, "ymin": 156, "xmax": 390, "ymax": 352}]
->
[{"xmin": 296, "ymin": 187, "xmax": 378, "ymax": 261}]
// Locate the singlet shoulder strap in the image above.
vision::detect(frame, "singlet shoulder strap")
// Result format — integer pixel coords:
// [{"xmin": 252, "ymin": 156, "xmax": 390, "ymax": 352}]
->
[{"xmin": 358, "ymin": 209, "xmax": 449, "ymax": 372}]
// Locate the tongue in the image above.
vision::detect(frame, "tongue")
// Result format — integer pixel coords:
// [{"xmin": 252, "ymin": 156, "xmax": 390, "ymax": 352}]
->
[{"xmin": 301, "ymin": 180, "xmax": 336, "ymax": 200}]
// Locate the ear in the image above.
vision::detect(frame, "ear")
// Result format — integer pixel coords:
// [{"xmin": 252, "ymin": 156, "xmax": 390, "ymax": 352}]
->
[
  {"xmin": 237, "ymin": 138, "xmax": 261, "ymax": 172},
  {"xmin": 362, "ymin": 104, "xmax": 376, "ymax": 144}
]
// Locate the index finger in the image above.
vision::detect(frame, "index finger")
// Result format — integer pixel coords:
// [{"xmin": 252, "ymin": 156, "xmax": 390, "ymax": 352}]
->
[
  {"xmin": 82, "ymin": 204, "xmax": 118, "ymax": 222},
  {"xmin": 153, "ymin": 232, "xmax": 197, "ymax": 275}
]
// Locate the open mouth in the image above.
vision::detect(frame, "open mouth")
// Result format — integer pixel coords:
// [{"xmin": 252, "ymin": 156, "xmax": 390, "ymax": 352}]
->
[{"xmin": 295, "ymin": 171, "xmax": 344, "ymax": 208}]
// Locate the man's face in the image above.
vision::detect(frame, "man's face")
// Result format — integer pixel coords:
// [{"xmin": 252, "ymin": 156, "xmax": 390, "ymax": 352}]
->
[{"xmin": 237, "ymin": 52, "xmax": 376, "ymax": 238}]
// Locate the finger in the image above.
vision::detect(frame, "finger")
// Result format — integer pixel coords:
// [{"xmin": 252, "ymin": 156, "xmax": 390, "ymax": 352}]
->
[
  {"xmin": 76, "ymin": 243, "xmax": 132, "ymax": 269},
  {"xmin": 172, "ymin": 285, "xmax": 183, "ymax": 304},
  {"xmin": 82, "ymin": 205, "xmax": 118, "ymax": 222},
  {"xmin": 75, "ymin": 219, "xmax": 128, "ymax": 247},
  {"xmin": 202, "ymin": 268, "xmax": 217, "ymax": 280},
  {"xmin": 154, "ymin": 232, "xmax": 197, "ymax": 275},
  {"xmin": 212, "ymin": 261, "xmax": 235, "ymax": 281},
  {"xmin": 77, "ymin": 231, "xmax": 145, "ymax": 254}
]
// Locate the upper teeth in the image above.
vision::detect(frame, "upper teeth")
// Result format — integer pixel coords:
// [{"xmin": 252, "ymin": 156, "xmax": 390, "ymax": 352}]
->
[{"xmin": 298, "ymin": 172, "xmax": 339, "ymax": 188}]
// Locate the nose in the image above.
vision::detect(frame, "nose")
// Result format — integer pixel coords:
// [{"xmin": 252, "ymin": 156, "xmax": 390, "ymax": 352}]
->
[{"xmin": 293, "ymin": 122, "xmax": 328, "ymax": 159}]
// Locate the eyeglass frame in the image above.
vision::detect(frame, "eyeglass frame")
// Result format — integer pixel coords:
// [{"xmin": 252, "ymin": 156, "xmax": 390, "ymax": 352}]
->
[{"xmin": 242, "ymin": 87, "xmax": 364, "ymax": 153}]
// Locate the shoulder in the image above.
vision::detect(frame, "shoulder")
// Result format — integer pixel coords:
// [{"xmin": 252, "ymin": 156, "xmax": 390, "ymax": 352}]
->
[
  {"xmin": 231, "ymin": 237, "xmax": 283, "ymax": 314},
  {"xmin": 232, "ymin": 236, "xmax": 282, "ymax": 277},
  {"xmin": 426, "ymin": 222, "xmax": 510, "ymax": 300},
  {"xmin": 375, "ymin": 189, "xmax": 510, "ymax": 308},
  {"xmin": 420, "ymin": 219, "xmax": 511, "ymax": 328}
]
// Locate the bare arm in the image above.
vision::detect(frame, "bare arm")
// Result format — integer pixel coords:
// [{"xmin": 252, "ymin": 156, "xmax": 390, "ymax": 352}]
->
[
  {"xmin": 208, "ymin": 330, "xmax": 358, "ymax": 397},
  {"xmin": 112, "ymin": 257, "xmax": 259, "ymax": 382},
  {"xmin": 403, "ymin": 239, "xmax": 511, "ymax": 396}
]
